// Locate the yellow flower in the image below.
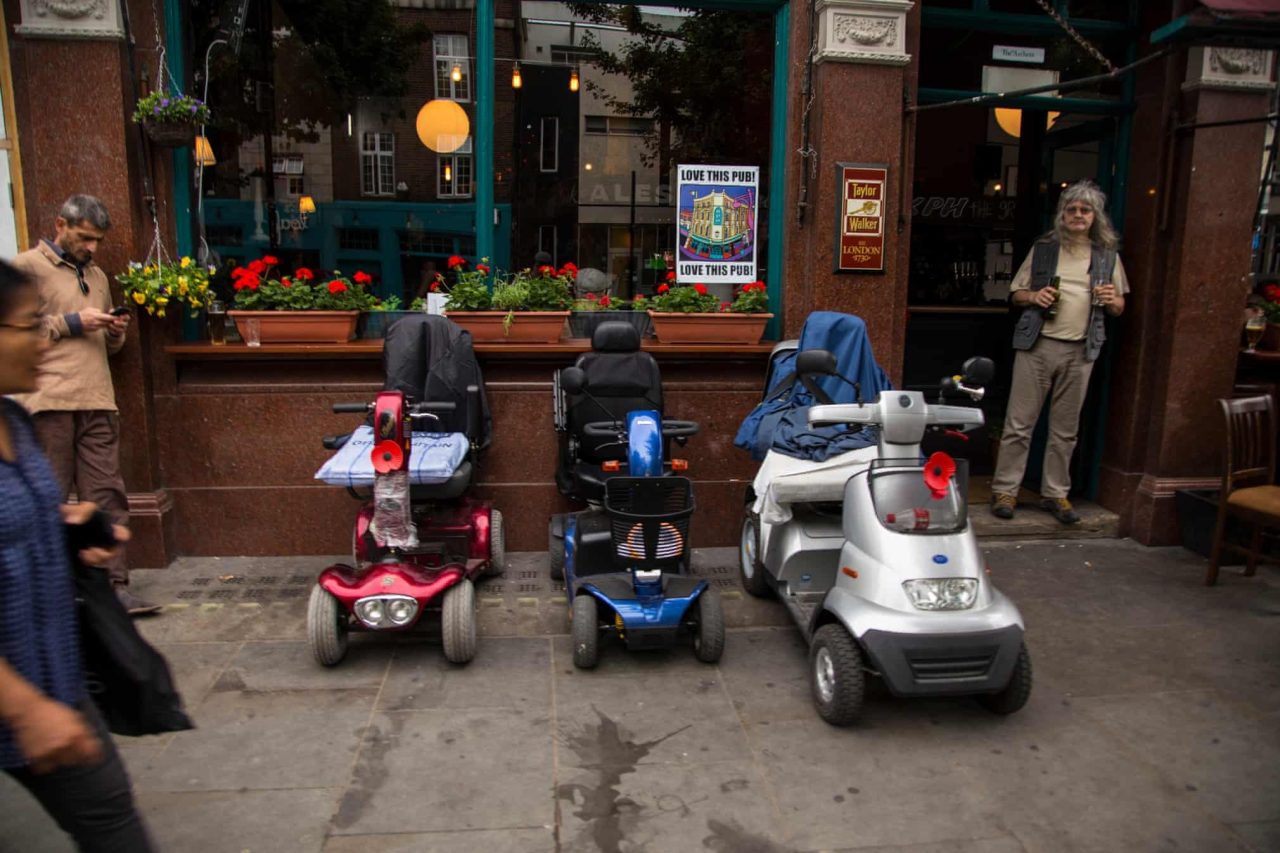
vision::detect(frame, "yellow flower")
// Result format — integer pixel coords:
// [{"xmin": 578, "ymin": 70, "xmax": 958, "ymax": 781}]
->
[
  {"xmin": 132, "ymin": 291, "xmax": 146, "ymax": 305},
  {"xmin": 157, "ymin": 309, "xmax": 166, "ymax": 318},
  {"xmin": 180, "ymin": 256, "xmax": 192, "ymax": 268},
  {"xmin": 143, "ymin": 265, "xmax": 154, "ymax": 275},
  {"xmin": 156, "ymin": 297, "xmax": 169, "ymax": 306}
]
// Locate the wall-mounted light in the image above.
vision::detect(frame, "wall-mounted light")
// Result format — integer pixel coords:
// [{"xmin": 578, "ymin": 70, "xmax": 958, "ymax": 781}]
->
[
  {"xmin": 511, "ymin": 62, "xmax": 522, "ymax": 89},
  {"xmin": 569, "ymin": 67, "xmax": 579, "ymax": 93},
  {"xmin": 193, "ymin": 135, "xmax": 216, "ymax": 167},
  {"xmin": 584, "ymin": 162, "xmax": 593, "ymax": 171},
  {"xmin": 451, "ymin": 63, "xmax": 462, "ymax": 83}
]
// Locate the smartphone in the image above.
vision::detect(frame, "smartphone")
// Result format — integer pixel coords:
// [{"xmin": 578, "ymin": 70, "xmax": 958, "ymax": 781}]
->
[{"xmin": 109, "ymin": 306, "xmax": 131, "ymax": 316}]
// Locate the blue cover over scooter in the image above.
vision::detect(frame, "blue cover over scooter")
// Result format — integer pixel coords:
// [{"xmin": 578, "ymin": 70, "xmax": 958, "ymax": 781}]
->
[{"xmin": 734, "ymin": 312, "xmax": 893, "ymax": 462}]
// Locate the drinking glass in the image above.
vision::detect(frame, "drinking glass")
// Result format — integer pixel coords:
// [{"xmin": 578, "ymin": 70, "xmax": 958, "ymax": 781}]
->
[
  {"xmin": 242, "ymin": 317, "xmax": 261, "ymax": 348},
  {"xmin": 1245, "ymin": 314, "xmax": 1267, "ymax": 353},
  {"xmin": 207, "ymin": 300, "xmax": 227, "ymax": 346}
]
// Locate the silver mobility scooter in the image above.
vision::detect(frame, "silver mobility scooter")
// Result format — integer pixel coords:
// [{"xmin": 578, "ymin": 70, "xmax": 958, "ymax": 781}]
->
[{"xmin": 737, "ymin": 314, "xmax": 1030, "ymax": 725}]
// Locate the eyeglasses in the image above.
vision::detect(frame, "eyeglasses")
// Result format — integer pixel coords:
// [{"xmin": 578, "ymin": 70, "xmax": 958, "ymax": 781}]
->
[{"xmin": 1064, "ymin": 205, "xmax": 1094, "ymax": 215}]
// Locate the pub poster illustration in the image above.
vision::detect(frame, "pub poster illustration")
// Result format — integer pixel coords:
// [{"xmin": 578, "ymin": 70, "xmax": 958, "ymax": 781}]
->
[{"xmin": 675, "ymin": 164, "xmax": 759, "ymax": 285}]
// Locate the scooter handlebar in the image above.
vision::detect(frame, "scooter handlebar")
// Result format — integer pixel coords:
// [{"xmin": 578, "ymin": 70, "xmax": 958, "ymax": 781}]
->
[
  {"xmin": 808, "ymin": 404, "xmax": 877, "ymax": 428},
  {"xmin": 661, "ymin": 419, "xmax": 699, "ymax": 438},
  {"xmin": 410, "ymin": 401, "xmax": 457, "ymax": 414},
  {"xmin": 583, "ymin": 420, "xmax": 625, "ymax": 438},
  {"xmin": 927, "ymin": 405, "xmax": 986, "ymax": 429}
]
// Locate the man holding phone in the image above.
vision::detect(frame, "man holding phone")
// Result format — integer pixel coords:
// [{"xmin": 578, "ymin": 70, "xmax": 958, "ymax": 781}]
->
[{"xmin": 10, "ymin": 195, "xmax": 160, "ymax": 616}]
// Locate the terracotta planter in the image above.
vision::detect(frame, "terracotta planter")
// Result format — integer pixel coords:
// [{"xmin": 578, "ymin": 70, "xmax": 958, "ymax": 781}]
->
[
  {"xmin": 227, "ymin": 310, "xmax": 360, "ymax": 344},
  {"xmin": 446, "ymin": 311, "xmax": 569, "ymax": 343},
  {"xmin": 647, "ymin": 311, "xmax": 772, "ymax": 345}
]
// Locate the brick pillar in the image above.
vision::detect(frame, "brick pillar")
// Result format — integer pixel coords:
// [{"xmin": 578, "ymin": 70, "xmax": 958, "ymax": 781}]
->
[
  {"xmin": 8, "ymin": 0, "xmax": 179, "ymax": 566},
  {"xmin": 1098, "ymin": 43, "xmax": 1276, "ymax": 543},
  {"xmin": 782, "ymin": 0, "xmax": 918, "ymax": 384}
]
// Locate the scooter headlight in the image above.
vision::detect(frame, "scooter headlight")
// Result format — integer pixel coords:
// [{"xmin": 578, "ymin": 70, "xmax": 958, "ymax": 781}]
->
[
  {"xmin": 387, "ymin": 597, "xmax": 418, "ymax": 626},
  {"xmin": 355, "ymin": 595, "xmax": 419, "ymax": 628},
  {"xmin": 355, "ymin": 598, "xmax": 387, "ymax": 627},
  {"xmin": 903, "ymin": 578, "xmax": 978, "ymax": 611}
]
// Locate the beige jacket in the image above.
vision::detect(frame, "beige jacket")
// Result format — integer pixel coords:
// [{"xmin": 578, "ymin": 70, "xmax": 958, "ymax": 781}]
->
[{"xmin": 10, "ymin": 241, "xmax": 125, "ymax": 413}]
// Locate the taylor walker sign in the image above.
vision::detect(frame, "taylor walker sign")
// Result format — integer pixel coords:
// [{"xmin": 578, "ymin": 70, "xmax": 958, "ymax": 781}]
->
[
  {"xmin": 835, "ymin": 163, "xmax": 887, "ymax": 274},
  {"xmin": 676, "ymin": 164, "xmax": 758, "ymax": 285}
]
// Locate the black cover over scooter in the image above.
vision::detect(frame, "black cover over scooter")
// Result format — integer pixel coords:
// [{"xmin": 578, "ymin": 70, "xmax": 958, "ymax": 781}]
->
[{"xmin": 382, "ymin": 314, "xmax": 492, "ymax": 449}]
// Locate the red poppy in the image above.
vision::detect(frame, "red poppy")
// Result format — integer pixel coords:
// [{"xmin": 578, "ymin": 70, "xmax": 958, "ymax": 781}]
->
[
  {"xmin": 261, "ymin": 255, "xmax": 279, "ymax": 267},
  {"xmin": 294, "ymin": 267, "xmax": 315, "ymax": 281},
  {"xmin": 447, "ymin": 255, "xmax": 466, "ymax": 269},
  {"xmin": 247, "ymin": 259, "xmax": 267, "ymax": 275},
  {"xmin": 327, "ymin": 280, "xmax": 347, "ymax": 294},
  {"xmin": 353, "ymin": 271, "xmax": 372, "ymax": 285},
  {"xmin": 665, "ymin": 271, "xmax": 677, "ymax": 282},
  {"xmin": 657, "ymin": 284, "xmax": 670, "ymax": 294},
  {"xmin": 694, "ymin": 283, "xmax": 708, "ymax": 295},
  {"xmin": 477, "ymin": 264, "xmax": 490, "ymax": 274}
]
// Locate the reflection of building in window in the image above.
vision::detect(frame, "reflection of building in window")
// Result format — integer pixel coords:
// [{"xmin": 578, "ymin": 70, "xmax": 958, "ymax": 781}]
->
[
  {"xmin": 272, "ymin": 153, "xmax": 305, "ymax": 198},
  {"xmin": 361, "ymin": 132, "xmax": 396, "ymax": 197},
  {"xmin": 683, "ymin": 190, "xmax": 751, "ymax": 258},
  {"xmin": 538, "ymin": 225, "xmax": 557, "ymax": 264},
  {"xmin": 540, "ymin": 117, "xmax": 559, "ymax": 173},
  {"xmin": 584, "ymin": 115, "xmax": 653, "ymax": 136},
  {"xmin": 338, "ymin": 228, "xmax": 379, "ymax": 251},
  {"xmin": 434, "ymin": 34, "xmax": 471, "ymax": 102},
  {"xmin": 438, "ymin": 139, "xmax": 473, "ymax": 198},
  {"xmin": 550, "ymin": 45, "xmax": 599, "ymax": 65}
]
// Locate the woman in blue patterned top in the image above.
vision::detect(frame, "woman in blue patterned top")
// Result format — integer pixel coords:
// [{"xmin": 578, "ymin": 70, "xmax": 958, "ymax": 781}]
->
[{"xmin": 0, "ymin": 258, "xmax": 154, "ymax": 851}]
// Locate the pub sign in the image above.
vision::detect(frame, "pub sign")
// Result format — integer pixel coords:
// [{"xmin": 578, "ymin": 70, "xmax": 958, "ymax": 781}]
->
[{"xmin": 835, "ymin": 163, "xmax": 888, "ymax": 274}]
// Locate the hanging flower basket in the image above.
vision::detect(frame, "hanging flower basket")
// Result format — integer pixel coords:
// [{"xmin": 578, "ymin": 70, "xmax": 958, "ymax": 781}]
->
[{"xmin": 143, "ymin": 121, "xmax": 197, "ymax": 148}]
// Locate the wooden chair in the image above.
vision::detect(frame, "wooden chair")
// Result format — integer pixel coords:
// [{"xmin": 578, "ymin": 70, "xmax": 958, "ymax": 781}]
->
[{"xmin": 1207, "ymin": 395, "xmax": 1280, "ymax": 585}]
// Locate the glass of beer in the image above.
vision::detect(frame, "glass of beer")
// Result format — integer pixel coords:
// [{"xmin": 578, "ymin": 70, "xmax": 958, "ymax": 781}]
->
[
  {"xmin": 207, "ymin": 300, "xmax": 227, "ymax": 346},
  {"xmin": 1245, "ymin": 313, "xmax": 1267, "ymax": 353}
]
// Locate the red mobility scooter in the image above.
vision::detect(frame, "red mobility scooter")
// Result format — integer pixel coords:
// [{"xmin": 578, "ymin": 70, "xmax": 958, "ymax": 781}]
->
[{"xmin": 309, "ymin": 314, "xmax": 502, "ymax": 666}]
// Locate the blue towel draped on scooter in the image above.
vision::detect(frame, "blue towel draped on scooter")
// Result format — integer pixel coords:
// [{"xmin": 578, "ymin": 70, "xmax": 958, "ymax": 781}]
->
[{"xmin": 734, "ymin": 312, "xmax": 893, "ymax": 462}]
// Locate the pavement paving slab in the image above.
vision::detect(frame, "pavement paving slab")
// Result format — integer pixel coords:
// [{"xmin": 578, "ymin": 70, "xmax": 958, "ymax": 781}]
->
[{"xmin": 2, "ymin": 540, "xmax": 1278, "ymax": 853}]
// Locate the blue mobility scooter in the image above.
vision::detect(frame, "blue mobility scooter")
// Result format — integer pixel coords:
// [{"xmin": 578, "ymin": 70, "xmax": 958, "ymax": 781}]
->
[{"xmin": 550, "ymin": 321, "xmax": 725, "ymax": 669}]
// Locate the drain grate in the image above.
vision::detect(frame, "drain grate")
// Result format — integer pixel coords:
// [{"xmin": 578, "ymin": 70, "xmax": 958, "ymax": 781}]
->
[
  {"xmin": 250, "ymin": 576, "xmax": 279, "ymax": 585},
  {"xmin": 207, "ymin": 589, "xmax": 237, "ymax": 600},
  {"xmin": 176, "ymin": 590, "xmax": 202, "ymax": 600},
  {"xmin": 286, "ymin": 574, "xmax": 311, "ymax": 585},
  {"xmin": 517, "ymin": 583, "xmax": 541, "ymax": 593},
  {"xmin": 191, "ymin": 577, "xmax": 212, "ymax": 587}
]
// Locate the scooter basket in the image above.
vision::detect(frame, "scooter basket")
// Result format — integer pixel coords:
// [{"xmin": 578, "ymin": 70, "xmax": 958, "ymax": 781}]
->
[{"xmin": 604, "ymin": 476, "xmax": 694, "ymax": 567}]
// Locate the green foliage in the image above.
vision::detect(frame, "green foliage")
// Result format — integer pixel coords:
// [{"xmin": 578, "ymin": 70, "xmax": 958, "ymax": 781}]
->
[
  {"xmin": 438, "ymin": 258, "xmax": 493, "ymax": 311},
  {"xmin": 647, "ymin": 283, "xmax": 721, "ymax": 314},
  {"xmin": 117, "ymin": 257, "xmax": 216, "ymax": 317},
  {"xmin": 133, "ymin": 92, "xmax": 210, "ymax": 125},
  {"xmin": 494, "ymin": 269, "xmax": 574, "ymax": 312},
  {"xmin": 229, "ymin": 260, "xmax": 381, "ymax": 310},
  {"xmin": 571, "ymin": 293, "xmax": 629, "ymax": 311},
  {"xmin": 727, "ymin": 281, "xmax": 770, "ymax": 314}
]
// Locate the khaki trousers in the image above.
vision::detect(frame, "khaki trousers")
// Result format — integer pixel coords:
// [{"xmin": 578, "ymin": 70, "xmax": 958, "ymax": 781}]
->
[
  {"xmin": 991, "ymin": 337, "xmax": 1095, "ymax": 501},
  {"xmin": 31, "ymin": 411, "xmax": 130, "ymax": 584}
]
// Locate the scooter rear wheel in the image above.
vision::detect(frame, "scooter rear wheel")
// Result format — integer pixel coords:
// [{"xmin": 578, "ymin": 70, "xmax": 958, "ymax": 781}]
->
[
  {"xmin": 548, "ymin": 516, "xmax": 565, "ymax": 582},
  {"xmin": 977, "ymin": 643, "xmax": 1032, "ymax": 715},
  {"xmin": 692, "ymin": 588, "xmax": 725, "ymax": 663},
  {"xmin": 738, "ymin": 512, "xmax": 772, "ymax": 598},
  {"xmin": 571, "ymin": 593, "xmax": 600, "ymax": 669},
  {"xmin": 810, "ymin": 625, "xmax": 865, "ymax": 726},
  {"xmin": 307, "ymin": 584, "xmax": 349, "ymax": 667},
  {"xmin": 441, "ymin": 578, "xmax": 477, "ymax": 664}
]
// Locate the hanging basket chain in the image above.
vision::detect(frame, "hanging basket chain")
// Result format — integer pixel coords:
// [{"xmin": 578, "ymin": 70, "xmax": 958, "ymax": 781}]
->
[{"xmin": 1034, "ymin": 0, "xmax": 1115, "ymax": 73}]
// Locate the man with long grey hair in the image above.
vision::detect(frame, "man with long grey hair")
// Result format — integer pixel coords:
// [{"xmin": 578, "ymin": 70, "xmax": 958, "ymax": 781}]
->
[
  {"xmin": 989, "ymin": 180, "xmax": 1128, "ymax": 524},
  {"xmin": 10, "ymin": 195, "xmax": 160, "ymax": 614}
]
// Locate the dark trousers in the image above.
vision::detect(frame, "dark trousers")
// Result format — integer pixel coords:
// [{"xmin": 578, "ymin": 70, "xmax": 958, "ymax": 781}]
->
[
  {"xmin": 31, "ymin": 411, "xmax": 130, "ymax": 584},
  {"xmin": 4, "ymin": 700, "xmax": 155, "ymax": 853}
]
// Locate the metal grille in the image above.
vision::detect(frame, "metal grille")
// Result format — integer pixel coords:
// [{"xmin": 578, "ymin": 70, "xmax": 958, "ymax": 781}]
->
[
  {"xmin": 907, "ymin": 653, "xmax": 994, "ymax": 682},
  {"xmin": 605, "ymin": 477, "xmax": 694, "ymax": 567}
]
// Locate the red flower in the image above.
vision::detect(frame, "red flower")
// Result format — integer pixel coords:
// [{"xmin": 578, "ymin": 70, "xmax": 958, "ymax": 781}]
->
[
  {"xmin": 751, "ymin": 280, "xmax": 766, "ymax": 291},
  {"xmin": 231, "ymin": 266, "xmax": 249, "ymax": 280},
  {"xmin": 586, "ymin": 292, "xmax": 598, "ymax": 301},
  {"xmin": 561, "ymin": 262, "xmax": 579, "ymax": 273},
  {"xmin": 248, "ymin": 259, "xmax": 267, "ymax": 275},
  {"xmin": 665, "ymin": 271, "xmax": 677, "ymax": 282},
  {"xmin": 294, "ymin": 267, "xmax": 315, "ymax": 281},
  {"xmin": 694, "ymin": 283, "xmax": 708, "ymax": 295},
  {"xmin": 1266, "ymin": 284, "xmax": 1280, "ymax": 302},
  {"xmin": 353, "ymin": 271, "xmax": 372, "ymax": 285},
  {"xmin": 633, "ymin": 294, "xmax": 646, "ymax": 302},
  {"xmin": 281, "ymin": 277, "xmax": 292, "ymax": 288},
  {"xmin": 721, "ymin": 302, "xmax": 732, "ymax": 311},
  {"xmin": 447, "ymin": 255, "xmax": 466, "ymax": 269},
  {"xmin": 327, "ymin": 280, "xmax": 347, "ymax": 294},
  {"xmin": 261, "ymin": 255, "xmax": 279, "ymax": 267},
  {"xmin": 476, "ymin": 264, "xmax": 490, "ymax": 274},
  {"xmin": 599, "ymin": 295, "xmax": 611, "ymax": 307},
  {"xmin": 657, "ymin": 284, "xmax": 670, "ymax": 294},
  {"xmin": 539, "ymin": 265, "xmax": 555, "ymax": 275},
  {"xmin": 233, "ymin": 273, "xmax": 260, "ymax": 291},
  {"xmin": 430, "ymin": 281, "xmax": 440, "ymax": 292}
]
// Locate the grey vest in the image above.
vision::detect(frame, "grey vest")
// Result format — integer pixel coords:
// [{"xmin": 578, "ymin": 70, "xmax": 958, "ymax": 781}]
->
[{"xmin": 1011, "ymin": 239, "xmax": 1116, "ymax": 363}]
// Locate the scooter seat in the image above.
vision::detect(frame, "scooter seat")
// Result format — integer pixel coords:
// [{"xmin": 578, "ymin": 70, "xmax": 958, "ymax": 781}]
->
[{"xmin": 409, "ymin": 460, "xmax": 472, "ymax": 501}]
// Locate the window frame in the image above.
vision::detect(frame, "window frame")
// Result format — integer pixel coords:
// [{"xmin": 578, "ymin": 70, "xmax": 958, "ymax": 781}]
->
[
  {"xmin": 361, "ymin": 131, "xmax": 396, "ymax": 197},
  {"xmin": 433, "ymin": 34, "xmax": 472, "ymax": 103},
  {"xmin": 437, "ymin": 138, "xmax": 474, "ymax": 199},
  {"xmin": 540, "ymin": 117, "xmax": 559, "ymax": 173}
]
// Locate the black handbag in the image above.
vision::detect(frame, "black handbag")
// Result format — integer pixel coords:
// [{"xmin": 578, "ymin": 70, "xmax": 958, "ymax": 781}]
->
[{"xmin": 69, "ymin": 516, "xmax": 194, "ymax": 737}]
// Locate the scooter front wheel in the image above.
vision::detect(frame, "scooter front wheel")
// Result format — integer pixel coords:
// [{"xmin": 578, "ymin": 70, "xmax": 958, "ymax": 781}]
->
[
  {"xmin": 977, "ymin": 643, "xmax": 1032, "ymax": 715},
  {"xmin": 810, "ymin": 625, "xmax": 865, "ymax": 726},
  {"xmin": 307, "ymin": 584, "xmax": 349, "ymax": 667},
  {"xmin": 738, "ymin": 512, "xmax": 772, "ymax": 599},
  {"xmin": 442, "ymin": 579, "xmax": 477, "ymax": 664},
  {"xmin": 571, "ymin": 593, "xmax": 600, "ymax": 669},
  {"xmin": 692, "ymin": 588, "xmax": 725, "ymax": 663}
]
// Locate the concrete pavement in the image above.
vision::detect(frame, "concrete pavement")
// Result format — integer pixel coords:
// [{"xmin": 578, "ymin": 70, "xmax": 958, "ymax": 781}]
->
[{"xmin": 3, "ymin": 540, "xmax": 1278, "ymax": 853}]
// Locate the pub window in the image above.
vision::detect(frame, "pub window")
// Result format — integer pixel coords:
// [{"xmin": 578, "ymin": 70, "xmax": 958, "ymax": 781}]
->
[
  {"xmin": 540, "ymin": 117, "xmax": 559, "ymax": 173},
  {"xmin": 361, "ymin": 132, "xmax": 395, "ymax": 197},
  {"xmin": 338, "ymin": 228, "xmax": 379, "ymax": 251},
  {"xmin": 434, "ymin": 34, "xmax": 471, "ymax": 102},
  {"xmin": 438, "ymin": 139, "xmax": 473, "ymax": 198}
]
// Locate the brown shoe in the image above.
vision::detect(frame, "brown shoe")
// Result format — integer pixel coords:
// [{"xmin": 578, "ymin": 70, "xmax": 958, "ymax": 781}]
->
[
  {"xmin": 115, "ymin": 586, "xmax": 163, "ymax": 617},
  {"xmin": 990, "ymin": 493, "xmax": 1016, "ymax": 519},
  {"xmin": 1039, "ymin": 496, "xmax": 1081, "ymax": 525}
]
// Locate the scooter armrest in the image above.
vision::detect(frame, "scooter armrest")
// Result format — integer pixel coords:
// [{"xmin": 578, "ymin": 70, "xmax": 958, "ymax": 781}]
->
[
  {"xmin": 926, "ymin": 405, "xmax": 985, "ymax": 430},
  {"xmin": 808, "ymin": 404, "xmax": 876, "ymax": 428},
  {"xmin": 322, "ymin": 432, "xmax": 352, "ymax": 450}
]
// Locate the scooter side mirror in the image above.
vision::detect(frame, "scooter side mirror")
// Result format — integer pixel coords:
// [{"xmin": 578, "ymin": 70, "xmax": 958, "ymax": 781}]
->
[
  {"xmin": 795, "ymin": 349, "xmax": 838, "ymax": 377},
  {"xmin": 560, "ymin": 366, "xmax": 587, "ymax": 395},
  {"xmin": 961, "ymin": 356, "xmax": 995, "ymax": 387}
]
